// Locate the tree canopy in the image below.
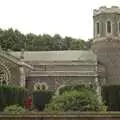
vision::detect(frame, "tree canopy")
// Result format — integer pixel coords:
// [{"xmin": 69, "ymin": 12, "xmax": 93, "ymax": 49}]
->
[{"xmin": 0, "ymin": 28, "xmax": 90, "ymax": 51}]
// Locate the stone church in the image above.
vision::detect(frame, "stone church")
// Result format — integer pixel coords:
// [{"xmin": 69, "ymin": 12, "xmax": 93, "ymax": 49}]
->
[{"xmin": 0, "ymin": 6, "xmax": 120, "ymax": 90}]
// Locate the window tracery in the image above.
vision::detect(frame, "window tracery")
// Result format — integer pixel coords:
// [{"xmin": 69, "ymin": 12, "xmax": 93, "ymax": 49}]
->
[
  {"xmin": 0, "ymin": 67, "xmax": 9, "ymax": 85},
  {"xmin": 34, "ymin": 82, "xmax": 48, "ymax": 90}
]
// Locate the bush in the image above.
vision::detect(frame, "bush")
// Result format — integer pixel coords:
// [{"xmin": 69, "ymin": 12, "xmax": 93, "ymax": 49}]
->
[
  {"xmin": 4, "ymin": 104, "xmax": 26, "ymax": 113},
  {"xmin": 0, "ymin": 85, "xmax": 29, "ymax": 111},
  {"xmin": 102, "ymin": 85, "xmax": 120, "ymax": 111},
  {"xmin": 46, "ymin": 89, "xmax": 105, "ymax": 112},
  {"xmin": 58, "ymin": 84, "xmax": 94, "ymax": 95},
  {"xmin": 33, "ymin": 90, "xmax": 53, "ymax": 111}
]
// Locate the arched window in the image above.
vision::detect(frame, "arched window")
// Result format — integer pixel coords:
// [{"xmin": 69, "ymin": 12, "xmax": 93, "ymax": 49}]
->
[
  {"xmin": 0, "ymin": 66, "xmax": 9, "ymax": 85},
  {"xmin": 106, "ymin": 21, "xmax": 112, "ymax": 33},
  {"xmin": 96, "ymin": 22, "xmax": 100, "ymax": 34},
  {"xmin": 118, "ymin": 22, "xmax": 120, "ymax": 33}
]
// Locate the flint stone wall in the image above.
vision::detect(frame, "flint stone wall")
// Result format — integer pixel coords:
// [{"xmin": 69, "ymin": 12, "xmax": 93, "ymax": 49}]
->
[{"xmin": 92, "ymin": 39, "xmax": 120, "ymax": 84}]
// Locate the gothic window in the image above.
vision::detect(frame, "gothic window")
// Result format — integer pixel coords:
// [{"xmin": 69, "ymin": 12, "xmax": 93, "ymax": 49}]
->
[
  {"xmin": 107, "ymin": 21, "xmax": 112, "ymax": 33},
  {"xmin": 0, "ymin": 67, "xmax": 8, "ymax": 85},
  {"xmin": 118, "ymin": 22, "xmax": 120, "ymax": 33},
  {"xmin": 34, "ymin": 82, "xmax": 48, "ymax": 91},
  {"xmin": 96, "ymin": 22, "xmax": 100, "ymax": 34}
]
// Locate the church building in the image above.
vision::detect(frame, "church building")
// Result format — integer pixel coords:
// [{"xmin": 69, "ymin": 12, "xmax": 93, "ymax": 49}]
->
[{"xmin": 0, "ymin": 6, "xmax": 120, "ymax": 90}]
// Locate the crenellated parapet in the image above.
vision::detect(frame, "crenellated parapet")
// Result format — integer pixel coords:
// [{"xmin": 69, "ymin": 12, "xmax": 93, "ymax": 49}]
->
[{"xmin": 93, "ymin": 6, "xmax": 120, "ymax": 16}]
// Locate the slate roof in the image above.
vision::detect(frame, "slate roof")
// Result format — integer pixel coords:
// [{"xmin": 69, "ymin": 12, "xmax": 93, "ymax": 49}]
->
[{"xmin": 10, "ymin": 50, "xmax": 97, "ymax": 62}]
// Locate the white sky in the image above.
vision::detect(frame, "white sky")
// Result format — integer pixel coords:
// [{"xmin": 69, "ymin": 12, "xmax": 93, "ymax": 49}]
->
[{"xmin": 0, "ymin": 0, "xmax": 120, "ymax": 40}]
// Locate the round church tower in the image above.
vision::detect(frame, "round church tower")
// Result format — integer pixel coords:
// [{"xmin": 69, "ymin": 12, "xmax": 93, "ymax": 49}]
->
[{"xmin": 92, "ymin": 6, "xmax": 120, "ymax": 85}]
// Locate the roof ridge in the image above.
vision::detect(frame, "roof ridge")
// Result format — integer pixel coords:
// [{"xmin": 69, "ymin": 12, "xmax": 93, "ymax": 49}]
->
[{"xmin": 11, "ymin": 50, "xmax": 93, "ymax": 53}]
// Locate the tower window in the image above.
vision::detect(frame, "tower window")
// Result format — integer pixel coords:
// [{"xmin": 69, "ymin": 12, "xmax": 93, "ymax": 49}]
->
[
  {"xmin": 107, "ymin": 21, "xmax": 111, "ymax": 33},
  {"xmin": 118, "ymin": 22, "xmax": 120, "ymax": 33},
  {"xmin": 96, "ymin": 22, "xmax": 100, "ymax": 34}
]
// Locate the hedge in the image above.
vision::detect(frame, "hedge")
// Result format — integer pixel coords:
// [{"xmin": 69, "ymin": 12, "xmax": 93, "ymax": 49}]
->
[
  {"xmin": 59, "ymin": 84, "xmax": 95, "ymax": 95},
  {"xmin": 0, "ymin": 85, "xmax": 54, "ymax": 111},
  {"xmin": 33, "ymin": 90, "xmax": 53, "ymax": 111},
  {"xmin": 102, "ymin": 85, "xmax": 120, "ymax": 111},
  {"xmin": 0, "ymin": 85, "xmax": 29, "ymax": 111}
]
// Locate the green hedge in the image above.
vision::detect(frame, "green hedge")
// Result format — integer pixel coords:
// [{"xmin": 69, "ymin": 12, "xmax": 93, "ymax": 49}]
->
[
  {"xmin": 33, "ymin": 90, "xmax": 53, "ymax": 111},
  {"xmin": 0, "ymin": 85, "xmax": 54, "ymax": 111},
  {"xmin": 46, "ymin": 89, "xmax": 105, "ymax": 112},
  {"xmin": 0, "ymin": 85, "xmax": 29, "ymax": 111},
  {"xmin": 102, "ymin": 85, "xmax": 120, "ymax": 111},
  {"xmin": 59, "ymin": 84, "xmax": 95, "ymax": 95}
]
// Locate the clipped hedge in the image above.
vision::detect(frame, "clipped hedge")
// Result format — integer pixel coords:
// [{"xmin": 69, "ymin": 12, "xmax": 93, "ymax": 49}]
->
[
  {"xmin": 0, "ymin": 85, "xmax": 29, "ymax": 111},
  {"xmin": 102, "ymin": 85, "xmax": 120, "ymax": 111},
  {"xmin": 33, "ymin": 90, "xmax": 53, "ymax": 111},
  {"xmin": 0, "ymin": 85, "xmax": 54, "ymax": 111}
]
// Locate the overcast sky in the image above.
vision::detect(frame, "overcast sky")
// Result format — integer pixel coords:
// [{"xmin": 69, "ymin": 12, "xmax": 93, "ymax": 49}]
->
[{"xmin": 0, "ymin": 0, "xmax": 120, "ymax": 40}]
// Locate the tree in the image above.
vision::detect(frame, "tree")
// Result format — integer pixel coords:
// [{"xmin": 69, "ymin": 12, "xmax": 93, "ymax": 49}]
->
[
  {"xmin": 25, "ymin": 33, "xmax": 37, "ymax": 51},
  {"xmin": 40, "ymin": 34, "xmax": 53, "ymax": 51},
  {"xmin": 63, "ymin": 37, "xmax": 73, "ymax": 50},
  {"xmin": 52, "ymin": 34, "xmax": 64, "ymax": 50},
  {"xmin": 0, "ymin": 27, "xmax": 89, "ymax": 51}
]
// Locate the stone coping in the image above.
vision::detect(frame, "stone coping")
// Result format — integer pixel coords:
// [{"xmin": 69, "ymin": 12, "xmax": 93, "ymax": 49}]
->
[
  {"xmin": 1, "ymin": 112, "xmax": 120, "ymax": 118},
  {"xmin": 27, "ymin": 61, "xmax": 97, "ymax": 66},
  {"xmin": 0, "ymin": 49, "xmax": 33, "ymax": 69},
  {"xmin": 28, "ymin": 71, "xmax": 97, "ymax": 77}
]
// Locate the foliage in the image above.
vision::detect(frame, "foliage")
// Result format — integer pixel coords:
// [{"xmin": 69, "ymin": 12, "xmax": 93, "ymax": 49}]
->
[
  {"xmin": 3, "ymin": 104, "xmax": 26, "ymax": 113},
  {"xmin": 0, "ymin": 85, "xmax": 29, "ymax": 111},
  {"xmin": 46, "ymin": 89, "xmax": 105, "ymax": 112},
  {"xmin": 102, "ymin": 85, "xmax": 120, "ymax": 111},
  {"xmin": 58, "ymin": 84, "xmax": 95, "ymax": 95},
  {"xmin": 33, "ymin": 90, "xmax": 53, "ymax": 111},
  {"xmin": 0, "ymin": 28, "xmax": 88, "ymax": 51}
]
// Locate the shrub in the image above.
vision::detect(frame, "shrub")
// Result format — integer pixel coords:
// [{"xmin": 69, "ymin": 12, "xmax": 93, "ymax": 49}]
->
[
  {"xmin": 33, "ymin": 90, "xmax": 53, "ymax": 111},
  {"xmin": 58, "ymin": 84, "xmax": 95, "ymax": 95},
  {"xmin": 102, "ymin": 85, "xmax": 120, "ymax": 111},
  {"xmin": 0, "ymin": 85, "xmax": 29, "ymax": 111},
  {"xmin": 46, "ymin": 89, "xmax": 105, "ymax": 112},
  {"xmin": 4, "ymin": 104, "xmax": 26, "ymax": 113}
]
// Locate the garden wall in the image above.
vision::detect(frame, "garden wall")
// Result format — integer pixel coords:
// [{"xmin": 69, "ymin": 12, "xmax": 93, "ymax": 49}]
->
[{"xmin": 1, "ymin": 112, "xmax": 120, "ymax": 120}]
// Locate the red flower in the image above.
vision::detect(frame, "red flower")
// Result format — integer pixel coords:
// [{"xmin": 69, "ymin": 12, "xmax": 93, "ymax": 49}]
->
[{"xmin": 24, "ymin": 96, "xmax": 32, "ymax": 109}]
